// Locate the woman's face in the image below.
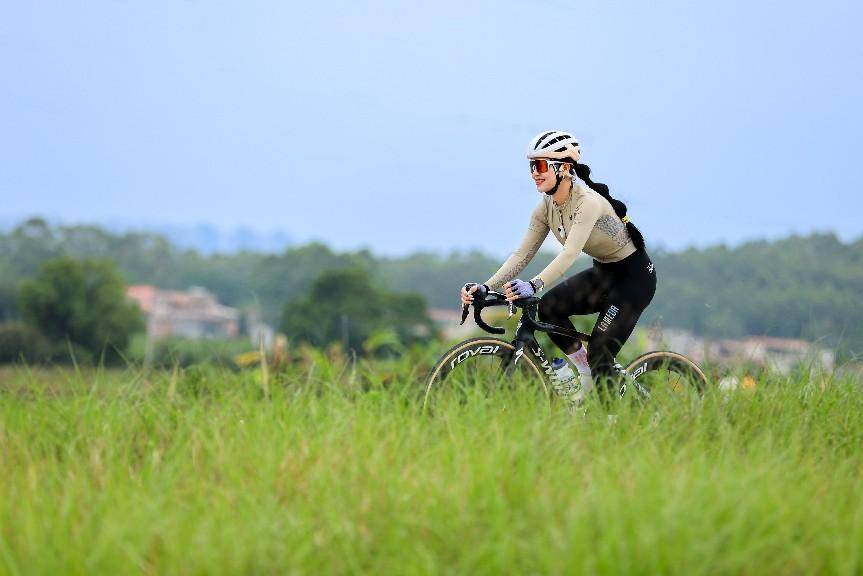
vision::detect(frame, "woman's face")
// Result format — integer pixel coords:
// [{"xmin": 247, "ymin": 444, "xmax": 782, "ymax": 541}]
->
[{"xmin": 532, "ymin": 160, "xmax": 571, "ymax": 194}]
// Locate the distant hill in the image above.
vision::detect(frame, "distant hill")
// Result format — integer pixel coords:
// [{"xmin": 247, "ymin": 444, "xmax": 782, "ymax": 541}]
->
[
  {"xmin": 1, "ymin": 218, "xmax": 861, "ymax": 354},
  {"xmin": 126, "ymin": 223, "xmax": 293, "ymax": 254},
  {"xmin": 646, "ymin": 234, "xmax": 863, "ymax": 353},
  {"xmin": 1, "ymin": 218, "xmax": 293, "ymax": 255}
]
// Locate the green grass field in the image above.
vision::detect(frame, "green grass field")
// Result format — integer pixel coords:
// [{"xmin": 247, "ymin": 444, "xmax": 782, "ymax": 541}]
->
[{"xmin": 1, "ymin": 353, "xmax": 861, "ymax": 575}]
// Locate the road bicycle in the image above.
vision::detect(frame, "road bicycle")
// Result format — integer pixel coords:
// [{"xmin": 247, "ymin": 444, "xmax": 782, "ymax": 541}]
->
[{"xmin": 424, "ymin": 290, "xmax": 709, "ymax": 411}]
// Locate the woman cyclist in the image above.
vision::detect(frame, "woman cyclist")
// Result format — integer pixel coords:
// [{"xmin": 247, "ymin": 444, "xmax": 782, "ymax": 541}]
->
[{"xmin": 460, "ymin": 130, "xmax": 656, "ymax": 400}]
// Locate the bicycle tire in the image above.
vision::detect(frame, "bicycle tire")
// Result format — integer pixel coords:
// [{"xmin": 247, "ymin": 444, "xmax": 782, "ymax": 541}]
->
[
  {"xmin": 424, "ymin": 337, "xmax": 550, "ymax": 412},
  {"xmin": 624, "ymin": 350, "xmax": 709, "ymax": 396}
]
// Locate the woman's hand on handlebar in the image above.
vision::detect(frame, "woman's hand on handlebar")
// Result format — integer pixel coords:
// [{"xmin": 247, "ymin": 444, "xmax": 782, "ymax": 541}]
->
[
  {"xmin": 504, "ymin": 279, "xmax": 535, "ymax": 302},
  {"xmin": 460, "ymin": 282, "xmax": 488, "ymax": 306}
]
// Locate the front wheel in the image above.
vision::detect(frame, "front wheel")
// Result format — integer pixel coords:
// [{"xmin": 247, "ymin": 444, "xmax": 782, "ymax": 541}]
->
[{"xmin": 423, "ymin": 337, "xmax": 551, "ymax": 413}]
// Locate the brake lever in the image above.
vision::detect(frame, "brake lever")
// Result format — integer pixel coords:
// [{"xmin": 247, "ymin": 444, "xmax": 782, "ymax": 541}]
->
[{"xmin": 459, "ymin": 303, "xmax": 470, "ymax": 325}]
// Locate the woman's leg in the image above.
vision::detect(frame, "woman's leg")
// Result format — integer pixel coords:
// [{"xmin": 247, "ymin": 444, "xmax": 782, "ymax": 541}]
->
[
  {"xmin": 587, "ymin": 270, "xmax": 657, "ymax": 398},
  {"xmin": 587, "ymin": 300, "xmax": 644, "ymax": 398},
  {"xmin": 538, "ymin": 267, "xmax": 609, "ymax": 354}
]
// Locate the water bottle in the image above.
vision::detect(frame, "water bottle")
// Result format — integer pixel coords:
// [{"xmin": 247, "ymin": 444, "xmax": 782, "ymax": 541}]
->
[{"xmin": 551, "ymin": 358, "xmax": 579, "ymax": 400}]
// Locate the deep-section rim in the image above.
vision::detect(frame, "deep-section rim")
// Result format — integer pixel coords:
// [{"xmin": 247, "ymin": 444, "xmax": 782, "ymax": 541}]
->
[
  {"xmin": 624, "ymin": 350, "xmax": 709, "ymax": 392},
  {"xmin": 424, "ymin": 337, "xmax": 549, "ymax": 410}
]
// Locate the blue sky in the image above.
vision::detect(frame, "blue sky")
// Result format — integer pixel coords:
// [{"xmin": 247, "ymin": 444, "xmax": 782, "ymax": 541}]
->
[{"xmin": 1, "ymin": 0, "xmax": 861, "ymax": 256}]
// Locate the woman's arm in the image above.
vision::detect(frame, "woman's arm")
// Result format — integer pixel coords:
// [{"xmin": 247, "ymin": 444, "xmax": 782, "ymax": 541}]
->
[
  {"xmin": 531, "ymin": 196, "xmax": 603, "ymax": 289},
  {"xmin": 484, "ymin": 207, "xmax": 549, "ymax": 291}
]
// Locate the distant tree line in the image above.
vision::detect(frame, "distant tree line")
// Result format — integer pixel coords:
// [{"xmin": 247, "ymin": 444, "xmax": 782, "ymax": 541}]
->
[
  {"xmin": 646, "ymin": 234, "xmax": 863, "ymax": 354},
  {"xmin": 2, "ymin": 218, "xmax": 861, "ymax": 355}
]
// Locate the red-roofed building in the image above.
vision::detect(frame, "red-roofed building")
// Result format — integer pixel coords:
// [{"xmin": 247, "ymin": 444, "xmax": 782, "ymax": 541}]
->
[{"xmin": 127, "ymin": 285, "xmax": 240, "ymax": 340}]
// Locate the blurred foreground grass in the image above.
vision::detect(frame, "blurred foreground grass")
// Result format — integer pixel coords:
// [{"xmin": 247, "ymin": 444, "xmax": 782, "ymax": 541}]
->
[{"xmin": 0, "ymin": 357, "xmax": 861, "ymax": 575}]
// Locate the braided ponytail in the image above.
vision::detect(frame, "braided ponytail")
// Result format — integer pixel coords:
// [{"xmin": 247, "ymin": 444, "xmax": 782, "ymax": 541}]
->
[{"xmin": 572, "ymin": 162, "xmax": 646, "ymax": 251}]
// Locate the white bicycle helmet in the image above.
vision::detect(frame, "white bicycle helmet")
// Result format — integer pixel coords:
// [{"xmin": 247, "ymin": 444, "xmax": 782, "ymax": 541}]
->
[{"xmin": 526, "ymin": 130, "xmax": 581, "ymax": 162}]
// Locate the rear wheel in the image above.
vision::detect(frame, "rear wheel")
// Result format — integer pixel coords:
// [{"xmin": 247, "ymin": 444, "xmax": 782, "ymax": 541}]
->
[
  {"xmin": 624, "ymin": 350, "xmax": 709, "ymax": 405},
  {"xmin": 423, "ymin": 338, "xmax": 550, "ymax": 413}
]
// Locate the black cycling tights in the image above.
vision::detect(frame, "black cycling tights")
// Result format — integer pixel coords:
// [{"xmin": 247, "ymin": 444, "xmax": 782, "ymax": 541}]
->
[{"xmin": 538, "ymin": 249, "xmax": 657, "ymax": 394}]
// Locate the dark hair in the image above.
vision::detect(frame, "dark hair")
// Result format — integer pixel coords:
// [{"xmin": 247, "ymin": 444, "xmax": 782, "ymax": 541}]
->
[{"xmin": 572, "ymin": 162, "xmax": 646, "ymax": 251}]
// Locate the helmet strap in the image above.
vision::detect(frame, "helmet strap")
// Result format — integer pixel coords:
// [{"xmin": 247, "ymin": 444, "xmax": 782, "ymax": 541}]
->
[{"xmin": 545, "ymin": 164, "xmax": 563, "ymax": 195}]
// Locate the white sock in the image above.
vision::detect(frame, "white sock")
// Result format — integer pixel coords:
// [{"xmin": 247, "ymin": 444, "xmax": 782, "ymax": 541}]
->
[
  {"xmin": 567, "ymin": 346, "xmax": 591, "ymax": 375},
  {"xmin": 567, "ymin": 346, "xmax": 594, "ymax": 397}
]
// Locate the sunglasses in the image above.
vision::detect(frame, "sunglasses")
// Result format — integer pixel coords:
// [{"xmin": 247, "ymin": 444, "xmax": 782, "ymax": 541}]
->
[{"xmin": 529, "ymin": 159, "xmax": 567, "ymax": 174}]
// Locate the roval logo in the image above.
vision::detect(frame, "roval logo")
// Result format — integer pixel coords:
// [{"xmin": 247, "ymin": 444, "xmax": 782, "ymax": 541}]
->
[
  {"xmin": 631, "ymin": 362, "xmax": 648, "ymax": 379},
  {"xmin": 450, "ymin": 345, "xmax": 500, "ymax": 369}
]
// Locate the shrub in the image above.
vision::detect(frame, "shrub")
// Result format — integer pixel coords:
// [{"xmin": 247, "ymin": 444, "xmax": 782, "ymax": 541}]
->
[
  {"xmin": 150, "ymin": 337, "xmax": 256, "ymax": 368},
  {"xmin": 0, "ymin": 323, "xmax": 52, "ymax": 364}
]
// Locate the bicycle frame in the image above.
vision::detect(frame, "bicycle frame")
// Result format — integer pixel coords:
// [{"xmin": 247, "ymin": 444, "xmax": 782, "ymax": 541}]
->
[{"xmin": 461, "ymin": 291, "xmax": 652, "ymax": 400}]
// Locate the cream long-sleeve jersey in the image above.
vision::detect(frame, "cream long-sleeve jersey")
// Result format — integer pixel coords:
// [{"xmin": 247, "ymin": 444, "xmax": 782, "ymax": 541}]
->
[{"xmin": 484, "ymin": 184, "xmax": 636, "ymax": 291}]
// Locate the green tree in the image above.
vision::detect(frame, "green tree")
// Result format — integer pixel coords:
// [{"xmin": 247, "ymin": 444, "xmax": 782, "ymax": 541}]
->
[
  {"xmin": 281, "ymin": 268, "xmax": 434, "ymax": 353},
  {"xmin": 0, "ymin": 280, "xmax": 18, "ymax": 323},
  {"xmin": 19, "ymin": 257, "xmax": 144, "ymax": 362}
]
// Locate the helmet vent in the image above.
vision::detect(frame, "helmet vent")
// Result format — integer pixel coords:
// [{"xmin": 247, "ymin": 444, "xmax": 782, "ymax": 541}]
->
[
  {"xmin": 543, "ymin": 135, "xmax": 568, "ymax": 148},
  {"xmin": 534, "ymin": 131, "xmax": 555, "ymax": 149}
]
